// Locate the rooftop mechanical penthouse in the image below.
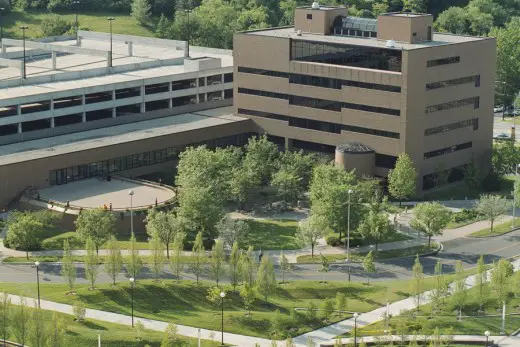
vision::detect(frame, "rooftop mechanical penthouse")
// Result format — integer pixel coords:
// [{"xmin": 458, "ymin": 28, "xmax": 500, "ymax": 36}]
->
[{"xmin": 233, "ymin": 2, "xmax": 496, "ymax": 192}]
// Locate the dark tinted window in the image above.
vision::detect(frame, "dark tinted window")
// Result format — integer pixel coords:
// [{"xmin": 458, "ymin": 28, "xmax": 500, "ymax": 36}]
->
[{"xmin": 427, "ymin": 56, "xmax": 460, "ymax": 67}]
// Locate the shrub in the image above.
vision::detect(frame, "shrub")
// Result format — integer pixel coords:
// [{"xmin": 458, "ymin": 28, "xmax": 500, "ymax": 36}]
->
[
  {"xmin": 40, "ymin": 14, "xmax": 73, "ymax": 37},
  {"xmin": 451, "ymin": 208, "xmax": 481, "ymax": 223},
  {"xmin": 325, "ymin": 234, "xmax": 341, "ymax": 247}
]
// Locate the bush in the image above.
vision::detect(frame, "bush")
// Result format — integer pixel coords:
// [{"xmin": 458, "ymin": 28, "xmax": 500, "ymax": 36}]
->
[
  {"xmin": 325, "ymin": 234, "xmax": 342, "ymax": 247},
  {"xmin": 451, "ymin": 208, "xmax": 481, "ymax": 223},
  {"xmin": 325, "ymin": 234, "xmax": 364, "ymax": 247},
  {"xmin": 40, "ymin": 14, "xmax": 73, "ymax": 37}
]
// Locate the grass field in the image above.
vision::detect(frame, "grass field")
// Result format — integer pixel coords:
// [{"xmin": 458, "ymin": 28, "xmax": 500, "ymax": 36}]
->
[
  {"xmin": 40, "ymin": 228, "xmax": 150, "ymax": 250},
  {"xmin": 468, "ymin": 219, "xmax": 515, "ymax": 238},
  {"xmin": 1, "ymin": 10, "xmax": 155, "ymax": 39},
  {"xmin": 240, "ymin": 219, "xmax": 299, "ymax": 250}
]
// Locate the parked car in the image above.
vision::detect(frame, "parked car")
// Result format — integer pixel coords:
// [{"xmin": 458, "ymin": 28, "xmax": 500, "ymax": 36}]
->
[
  {"xmin": 494, "ymin": 133, "xmax": 510, "ymax": 139},
  {"xmin": 494, "ymin": 105, "xmax": 504, "ymax": 113}
]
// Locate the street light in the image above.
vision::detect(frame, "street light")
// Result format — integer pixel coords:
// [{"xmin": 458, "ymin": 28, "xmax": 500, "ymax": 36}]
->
[
  {"xmin": 353, "ymin": 312, "xmax": 359, "ymax": 347},
  {"xmin": 0, "ymin": 7, "xmax": 5, "ymax": 43},
  {"xmin": 20, "ymin": 25, "xmax": 28, "ymax": 79},
  {"xmin": 484, "ymin": 330, "xmax": 490, "ymax": 347},
  {"xmin": 129, "ymin": 190, "xmax": 134, "ymax": 235},
  {"xmin": 129, "ymin": 277, "xmax": 135, "ymax": 327},
  {"xmin": 513, "ymin": 164, "xmax": 520, "ymax": 229},
  {"xmin": 107, "ymin": 17, "xmax": 115, "ymax": 67},
  {"xmin": 34, "ymin": 261, "xmax": 40, "ymax": 308},
  {"xmin": 220, "ymin": 291, "xmax": 226, "ymax": 346},
  {"xmin": 346, "ymin": 189, "xmax": 353, "ymax": 261},
  {"xmin": 184, "ymin": 9, "xmax": 192, "ymax": 58},
  {"xmin": 72, "ymin": 1, "xmax": 80, "ymax": 44}
]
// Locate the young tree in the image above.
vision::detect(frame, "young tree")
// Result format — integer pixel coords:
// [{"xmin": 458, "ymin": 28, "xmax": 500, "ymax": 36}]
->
[
  {"xmin": 148, "ymin": 234, "xmax": 166, "ymax": 281},
  {"xmin": 286, "ymin": 336, "xmax": 295, "ymax": 347},
  {"xmin": 320, "ymin": 298, "xmax": 334, "ymax": 321},
  {"xmin": 0, "ymin": 293, "xmax": 10, "ymax": 347},
  {"xmin": 271, "ymin": 309, "xmax": 284, "ymax": 335},
  {"xmin": 211, "ymin": 239, "xmax": 225, "ymax": 286},
  {"xmin": 452, "ymin": 260, "xmax": 467, "ymax": 321},
  {"xmin": 6, "ymin": 212, "xmax": 45, "ymax": 259},
  {"xmin": 279, "ymin": 251, "xmax": 291, "ymax": 284},
  {"xmin": 410, "ymin": 202, "xmax": 451, "ymax": 247},
  {"xmin": 475, "ymin": 194, "xmax": 511, "ymax": 234},
  {"xmin": 61, "ymin": 239, "xmax": 76, "ymax": 294},
  {"xmin": 239, "ymin": 245, "xmax": 256, "ymax": 287},
  {"xmin": 240, "ymin": 283, "xmax": 256, "ymax": 316},
  {"xmin": 307, "ymin": 301, "xmax": 317, "ymax": 321},
  {"xmin": 48, "ymin": 312, "xmax": 66, "ymax": 347},
  {"xmin": 190, "ymin": 231, "xmax": 205, "ymax": 284},
  {"xmin": 430, "ymin": 260, "xmax": 447, "ymax": 315},
  {"xmin": 125, "ymin": 232, "xmax": 142, "ymax": 279},
  {"xmin": 319, "ymin": 253, "xmax": 329, "ymax": 284},
  {"xmin": 411, "ymin": 255, "xmax": 424, "ymax": 311},
  {"xmin": 135, "ymin": 320, "xmax": 145, "ymax": 341},
  {"xmin": 84, "ymin": 237, "xmax": 100, "ymax": 290},
  {"xmin": 388, "ymin": 153, "xmax": 417, "ymax": 206},
  {"xmin": 74, "ymin": 208, "xmax": 115, "ymax": 254},
  {"xmin": 146, "ymin": 209, "xmax": 181, "ymax": 259},
  {"xmin": 160, "ymin": 323, "xmax": 181, "ymax": 347},
  {"xmin": 131, "ymin": 0, "xmax": 151, "ymax": 25},
  {"xmin": 307, "ymin": 336, "xmax": 316, "ymax": 347},
  {"xmin": 362, "ymin": 251, "xmax": 376, "ymax": 285},
  {"xmin": 229, "ymin": 241, "xmax": 240, "ymax": 290},
  {"xmin": 72, "ymin": 301, "xmax": 86, "ymax": 322},
  {"xmin": 358, "ymin": 210, "xmax": 394, "ymax": 252},
  {"xmin": 256, "ymin": 255, "xmax": 276, "ymax": 301},
  {"xmin": 169, "ymin": 232, "xmax": 185, "ymax": 282},
  {"xmin": 216, "ymin": 216, "xmax": 249, "ymax": 248},
  {"xmin": 476, "ymin": 255, "xmax": 488, "ymax": 311},
  {"xmin": 11, "ymin": 296, "xmax": 28, "ymax": 346},
  {"xmin": 491, "ymin": 259, "xmax": 513, "ymax": 307},
  {"xmin": 297, "ymin": 216, "xmax": 325, "ymax": 258},
  {"xmin": 29, "ymin": 306, "xmax": 48, "ymax": 347},
  {"xmin": 104, "ymin": 235, "xmax": 123, "ymax": 286},
  {"xmin": 271, "ymin": 167, "xmax": 302, "ymax": 209},
  {"xmin": 335, "ymin": 292, "xmax": 347, "ymax": 317},
  {"xmin": 155, "ymin": 13, "xmax": 170, "ymax": 38}
]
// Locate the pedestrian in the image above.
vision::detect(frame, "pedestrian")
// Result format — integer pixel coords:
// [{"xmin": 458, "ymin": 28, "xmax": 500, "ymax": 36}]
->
[
  {"xmin": 258, "ymin": 247, "xmax": 264, "ymax": 262},
  {"xmin": 110, "ymin": 202, "xmax": 113, "ymax": 211},
  {"xmin": 155, "ymin": 198, "xmax": 158, "ymax": 207}
]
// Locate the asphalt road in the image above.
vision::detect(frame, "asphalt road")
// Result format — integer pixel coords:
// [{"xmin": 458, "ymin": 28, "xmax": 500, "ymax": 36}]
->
[{"xmin": 1, "ymin": 229, "xmax": 519, "ymax": 286}]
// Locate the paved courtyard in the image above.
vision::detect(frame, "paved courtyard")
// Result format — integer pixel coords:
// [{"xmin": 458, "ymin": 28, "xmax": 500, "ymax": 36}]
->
[{"xmin": 38, "ymin": 178, "xmax": 174, "ymax": 210}]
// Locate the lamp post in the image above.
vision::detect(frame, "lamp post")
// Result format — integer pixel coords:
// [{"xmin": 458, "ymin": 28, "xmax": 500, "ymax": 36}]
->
[
  {"xmin": 220, "ymin": 291, "xmax": 226, "ymax": 346},
  {"xmin": 353, "ymin": 312, "xmax": 359, "ymax": 347},
  {"xmin": 20, "ymin": 25, "xmax": 28, "ymax": 79},
  {"xmin": 35, "ymin": 261, "xmax": 41, "ymax": 308},
  {"xmin": 107, "ymin": 17, "xmax": 115, "ymax": 68},
  {"xmin": 129, "ymin": 277, "xmax": 135, "ymax": 327},
  {"xmin": 184, "ymin": 9, "xmax": 192, "ymax": 58},
  {"xmin": 346, "ymin": 189, "xmax": 353, "ymax": 261},
  {"xmin": 484, "ymin": 330, "xmax": 490, "ymax": 347},
  {"xmin": 513, "ymin": 164, "xmax": 520, "ymax": 228},
  {"xmin": 0, "ymin": 7, "xmax": 4, "ymax": 44},
  {"xmin": 129, "ymin": 190, "xmax": 134, "ymax": 235},
  {"xmin": 72, "ymin": 1, "xmax": 80, "ymax": 44}
]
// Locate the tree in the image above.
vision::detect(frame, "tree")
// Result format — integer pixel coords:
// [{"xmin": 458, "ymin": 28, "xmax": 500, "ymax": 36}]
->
[
  {"xmin": 475, "ymin": 194, "xmax": 510, "ymax": 234},
  {"xmin": 156, "ymin": 14, "xmax": 170, "ymax": 38},
  {"xmin": 169, "ymin": 232, "xmax": 185, "ymax": 282},
  {"xmin": 60, "ymin": 239, "xmax": 77, "ymax": 294},
  {"xmin": 279, "ymin": 251, "xmax": 291, "ymax": 284},
  {"xmin": 134, "ymin": 320, "xmax": 145, "ymax": 341},
  {"xmin": 11, "ymin": 296, "xmax": 28, "ymax": 346},
  {"xmin": 434, "ymin": 6, "xmax": 468, "ymax": 34},
  {"xmin": 476, "ymin": 255, "xmax": 488, "ymax": 311},
  {"xmin": 104, "ymin": 235, "xmax": 123, "ymax": 286},
  {"xmin": 411, "ymin": 255, "xmax": 424, "ymax": 311},
  {"xmin": 125, "ymin": 232, "xmax": 143, "ymax": 279},
  {"xmin": 29, "ymin": 306, "xmax": 48, "ymax": 347},
  {"xmin": 492, "ymin": 18, "xmax": 520, "ymax": 107},
  {"xmin": 211, "ymin": 239, "xmax": 225, "ymax": 286},
  {"xmin": 149, "ymin": 234, "xmax": 166, "ymax": 281},
  {"xmin": 403, "ymin": 0, "xmax": 426, "ymax": 13},
  {"xmin": 307, "ymin": 301, "xmax": 317, "ymax": 321},
  {"xmin": 362, "ymin": 251, "xmax": 376, "ymax": 285},
  {"xmin": 229, "ymin": 163, "xmax": 260, "ymax": 210},
  {"xmin": 240, "ymin": 283, "xmax": 256, "ymax": 316},
  {"xmin": 0, "ymin": 293, "xmax": 10, "ymax": 347},
  {"xmin": 307, "ymin": 336, "xmax": 316, "ymax": 347},
  {"xmin": 388, "ymin": 153, "xmax": 417, "ymax": 206},
  {"xmin": 131, "ymin": 0, "xmax": 151, "ymax": 25},
  {"xmin": 216, "ymin": 216, "xmax": 249, "ymax": 248},
  {"xmin": 40, "ymin": 14, "xmax": 73, "ymax": 36},
  {"xmin": 146, "ymin": 209, "xmax": 181, "ymax": 259},
  {"xmin": 319, "ymin": 253, "xmax": 329, "ymax": 284},
  {"xmin": 491, "ymin": 259, "xmax": 513, "ymax": 307},
  {"xmin": 84, "ymin": 237, "xmax": 100, "ymax": 290},
  {"xmin": 430, "ymin": 260, "xmax": 447, "ymax": 315},
  {"xmin": 73, "ymin": 301, "xmax": 86, "ymax": 322},
  {"xmin": 47, "ymin": 312, "xmax": 66, "ymax": 347},
  {"xmin": 452, "ymin": 260, "xmax": 467, "ymax": 321},
  {"xmin": 297, "ymin": 216, "xmax": 325, "ymax": 258},
  {"xmin": 243, "ymin": 134, "xmax": 279, "ymax": 184},
  {"xmin": 286, "ymin": 336, "xmax": 295, "ymax": 347},
  {"xmin": 190, "ymin": 231, "xmax": 206, "ymax": 284},
  {"xmin": 74, "ymin": 208, "xmax": 115, "ymax": 254},
  {"xmin": 335, "ymin": 292, "xmax": 347, "ymax": 317},
  {"xmin": 410, "ymin": 202, "xmax": 451, "ymax": 247},
  {"xmin": 160, "ymin": 323, "xmax": 181, "ymax": 347},
  {"xmin": 256, "ymin": 255, "xmax": 276, "ymax": 301},
  {"xmin": 6, "ymin": 212, "xmax": 45, "ymax": 259},
  {"xmin": 271, "ymin": 167, "xmax": 302, "ymax": 209},
  {"xmin": 320, "ymin": 298, "xmax": 334, "ymax": 321},
  {"xmin": 239, "ymin": 245, "xmax": 256, "ymax": 286},
  {"xmin": 229, "ymin": 241, "xmax": 240, "ymax": 290},
  {"xmin": 358, "ymin": 210, "xmax": 394, "ymax": 252},
  {"xmin": 271, "ymin": 309, "xmax": 284, "ymax": 335}
]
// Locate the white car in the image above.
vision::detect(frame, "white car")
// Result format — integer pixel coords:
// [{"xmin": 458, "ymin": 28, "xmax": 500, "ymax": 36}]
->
[{"xmin": 494, "ymin": 106, "xmax": 504, "ymax": 113}]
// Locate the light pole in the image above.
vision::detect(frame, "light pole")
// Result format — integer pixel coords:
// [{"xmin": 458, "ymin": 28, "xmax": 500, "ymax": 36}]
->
[
  {"xmin": 20, "ymin": 25, "xmax": 28, "ymax": 79},
  {"xmin": 129, "ymin": 190, "xmax": 134, "ymax": 235},
  {"xmin": 184, "ymin": 9, "xmax": 192, "ymax": 58},
  {"xmin": 0, "ymin": 8, "xmax": 4, "ymax": 44},
  {"xmin": 346, "ymin": 189, "xmax": 353, "ymax": 261},
  {"xmin": 513, "ymin": 164, "xmax": 520, "ymax": 229},
  {"xmin": 35, "ymin": 261, "xmax": 40, "ymax": 308},
  {"xmin": 107, "ymin": 17, "xmax": 115, "ymax": 68},
  {"xmin": 129, "ymin": 277, "xmax": 135, "ymax": 327},
  {"xmin": 501, "ymin": 301, "xmax": 506, "ymax": 335},
  {"xmin": 484, "ymin": 330, "xmax": 490, "ymax": 347},
  {"xmin": 72, "ymin": 1, "xmax": 80, "ymax": 44},
  {"xmin": 353, "ymin": 312, "xmax": 359, "ymax": 347},
  {"xmin": 220, "ymin": 291, "xmax": 226, "ymax": 346}
]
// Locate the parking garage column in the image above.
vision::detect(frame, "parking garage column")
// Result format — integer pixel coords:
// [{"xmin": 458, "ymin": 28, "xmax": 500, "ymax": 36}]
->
[
  {"xmin": 50, "ymin": 117, "xmax": 55, "ymax": 128},
  {"xmin": 17, "ymin": 105, "xmax": 22, "ymax": 134},
  {"xmin": 140, "ymin": 85, "xmax": 146, "ymax": 113},
  {"xmin": 168, "ymin": 82, "xmax": 173, "ymax": 108},
  {"xmin": 285, "ymin": 138, "xmax": 292, "ymax": 151},
  {"xmin": 52, "ymin": 51, "xmax": 57, "ymax": 70},
  {"xmin": 81, "ymin": 94, "xmax": 86, "ymax": 123},
  {"xmin": 112, "ymin": 90, "xmax": 116, "ymax": 118}
]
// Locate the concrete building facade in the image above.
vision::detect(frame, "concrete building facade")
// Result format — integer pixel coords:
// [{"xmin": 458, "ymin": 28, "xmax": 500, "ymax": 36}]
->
[{"xmin": 233, "ymin": 4, "xmax": 496, "ymax": 191}]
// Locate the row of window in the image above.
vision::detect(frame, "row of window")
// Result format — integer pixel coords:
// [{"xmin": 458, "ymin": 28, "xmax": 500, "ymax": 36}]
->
[
  {"xmin": 424, "ymin": 142, "xmax": 472, "ymax": 159},
  {"xmin": 238, "ymin": 108, "xmax": 400, "ymax": 139},
  {"xmin": 333, "ymin": 28, "xmax": 378, "ymax": 38},
  {"xmin": 237, "ymin": 67, "xmax": 289, "ymax": 78},
  {"xmin": 426, "ymin": 75, "xmax": 480, "ymax": 90},
  {"xmin": 424, "ymin": 118, "xmax": 479, "ymax": 136},
  {"xmin": 237, "ymin": 88, "xmax": 401, "ymax": 116},
  {"xmin": 425, "ymin": 97, "xmax": 479, "ymax": 114},
  {"xmin": 427, "ymin": 56, "xmax": 460, "ymax": 68}
]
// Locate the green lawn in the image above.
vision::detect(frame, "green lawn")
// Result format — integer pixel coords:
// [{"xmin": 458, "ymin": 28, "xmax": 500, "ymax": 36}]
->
[
  {"xmin": 468, "ymin": 219, "xmax": 516, "ymax": 238},
  {"xmin": 297, "ymin": 244, "xmax": 438, "ymax": 264},
  {"xmin": 0, "ymin": 273, "xmax": 476, "ymax": 339},
  {"xmin": 1, "ymin": 10, "xmax": 155, "ymax": 39},
  {"xmin": 3, "ymin": 254, "xmax": 198, "ymax": 264},
  {"xmin": 240, "ymin": 219, "xmax": 299, "ymax": 250}
]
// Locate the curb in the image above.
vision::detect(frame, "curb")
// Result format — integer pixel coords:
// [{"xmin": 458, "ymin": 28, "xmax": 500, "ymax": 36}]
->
[{"xmin": 466, "ymin": 225, "xmax": 520, "ymax": 239}]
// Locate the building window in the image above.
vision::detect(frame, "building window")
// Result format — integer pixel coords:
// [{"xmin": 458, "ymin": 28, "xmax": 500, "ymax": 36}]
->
[
  {"xmin": 224, "ymin": 89, "xmax": 233, "ymax": 99},
  {"xmin": 375, "ymin": 154, "xmax": 397, "ymax": 169},
  {"xmin": 425, "ymin": 97, "xmax": 479, "ymax": 113},
  {"xmin": 424, "ymin": 142, "xmax": 472, "ymax": 159},
  {"xmin": 426, "ymin": 75, "xmax": 480, "ymax": 90},
  {"xmin": 307, "ymin": 14, "xmax": 312, "ymax": 19},
  {"xmin": 292, "ymin": 139, "xmax": 335, "ymax": 153},
  {"xmin": 413, "ymin": 32, "xmax": 417, "ymax": 36},
  {"xmin": 423, "ymin": 164, "xmax": 466, "ymax": 190},
  {"xmin": 237, "ymin": 88, "xmax": 289, "ymax": 100},
  {"xmin": 289, "ymin": 73, "xmax": 401, "ymax": 92},
  {"xmin": 427, "ymin": 56, "xmax": 460, "ymax": 67},
  {"xmin": 238, "ymin": 66, "xmax": 289, "ymax": 78},
  {"xmin": 425, "ymin": 118, "xmax": 479, "ymax": 136},
  {"xmin": 224, "ymin": 73, "xmax": 233, "ymax": 83}
]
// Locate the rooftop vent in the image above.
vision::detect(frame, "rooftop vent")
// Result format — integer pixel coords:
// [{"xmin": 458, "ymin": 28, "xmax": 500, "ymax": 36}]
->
[
  {"xmin": 386, "ymin": 39, "xmax": 396, "ymax": 48},
  {"xmin": 296, "ymin": 29, "xmax": 302, "ymax": 36},
  {"xmin": 311, "ymin": 1, "xmax": 320, "ymax": 9}
]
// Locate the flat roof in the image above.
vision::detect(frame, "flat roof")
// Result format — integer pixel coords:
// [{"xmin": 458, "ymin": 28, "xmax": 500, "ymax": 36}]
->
[
  {"xmin": 0, "ymin": 107, "xmax": 248, "ymax": 166},
  {"xmin": 244, "ymin": 27, "xmax": 490, "ymax": 50}
]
